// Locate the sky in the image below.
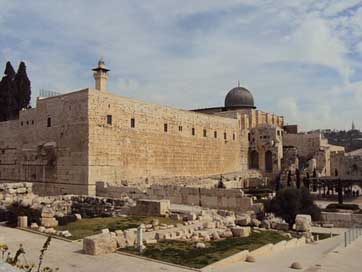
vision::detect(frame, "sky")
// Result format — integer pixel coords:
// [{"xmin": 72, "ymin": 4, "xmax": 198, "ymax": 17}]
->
[{"xmin": 1, "ymin": 0, "xmax": 362, "ymax": 131}]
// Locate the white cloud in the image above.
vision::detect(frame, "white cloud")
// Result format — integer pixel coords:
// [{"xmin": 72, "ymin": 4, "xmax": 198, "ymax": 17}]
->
[{"xmin": 0, "ymin": 1, "xmax": 361, "ymax": 130}]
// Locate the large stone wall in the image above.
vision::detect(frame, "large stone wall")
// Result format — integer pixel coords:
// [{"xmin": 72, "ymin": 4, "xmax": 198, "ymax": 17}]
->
[
  {"xmin": 321, "ymin": 212, "xmax": 362, "ymax": 227},
  {"xmin": 87, "ymin": 90, "xmax": 245, "ymax": 188},
  {"xmin": 0, "ymin": 88, "xmax": 253, "ymax": 195},
  {"xmin": 97, "ymin": 182, "xmax": 255, "ymax": 212},
  {"xmin": 0, "ymin": 90, "xmax": 90, "ymax": 195},
  {"xmin": 330, "ymin": 151, "xmax": 362, "ymax": 176}
]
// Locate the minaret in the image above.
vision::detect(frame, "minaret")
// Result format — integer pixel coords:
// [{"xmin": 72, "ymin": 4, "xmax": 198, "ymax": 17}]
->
[{"xmin": 92, "ymin": 58, "xmax": 110, "ymax": 91}]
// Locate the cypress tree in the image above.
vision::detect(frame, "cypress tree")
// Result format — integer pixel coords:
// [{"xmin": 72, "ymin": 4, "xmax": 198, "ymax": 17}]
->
[
  {"xmin": 15, "ymin": 61, "xmax": 31, "ymax": 110},
  {"xmin": 0, "ymin": 62, "xmax": 17, "ymax": 121}
]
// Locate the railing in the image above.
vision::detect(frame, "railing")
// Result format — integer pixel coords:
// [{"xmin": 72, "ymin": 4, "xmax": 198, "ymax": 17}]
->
[{"xmin": 344, "ymin": 226, "xmax": 362, "ymax": 247}]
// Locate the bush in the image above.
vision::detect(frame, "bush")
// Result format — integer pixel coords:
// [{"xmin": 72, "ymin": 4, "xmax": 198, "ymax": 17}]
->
[
  {"xmin": 5, "ymin": 202, "xmax": 41, "ymax": 226},
  {"xmin": 266, "ymin": 188, "xmax": 321, "ymax": 227},
  {"xmin": 325, "ymin": 203, "xmax": 360, "ymax": 211}
]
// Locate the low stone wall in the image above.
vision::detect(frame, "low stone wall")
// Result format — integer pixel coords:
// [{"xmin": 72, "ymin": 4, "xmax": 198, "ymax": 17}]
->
[
  {"xmin": 96, "ymin": 182, "xmax": 255, "ymax": 212},
  {"xmin": 206, "ymin": 236, "xmax": 306, "ymax": 269},
  {"xmin": 321, "ymin": 212, "xmax": 362, "ymax": 227},
  {"xmin": 0, "ymin": 182, "xmax": 33, "ymax": 196}
]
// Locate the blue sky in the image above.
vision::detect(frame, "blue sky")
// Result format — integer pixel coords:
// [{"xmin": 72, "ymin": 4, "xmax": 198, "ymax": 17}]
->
[{"xmin": 1, "ymin": 0, "xmax": 362, "ymax": 130}]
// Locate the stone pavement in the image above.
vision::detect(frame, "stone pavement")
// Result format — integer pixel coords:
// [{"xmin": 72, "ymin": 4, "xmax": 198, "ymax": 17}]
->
[
  {"xmin": 309, "ymin": 236, "xmax": 362, "ymax": 272},
  {"xmin": 0, "ymin": 226, "xmax": 191, "ymax": 272}
]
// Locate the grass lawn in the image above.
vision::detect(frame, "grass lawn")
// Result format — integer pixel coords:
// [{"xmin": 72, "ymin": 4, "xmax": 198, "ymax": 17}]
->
[
  {"xmin": 121, "ymin": 231, "xmax": 288, "ymax": 269},
  {"xmin": 56, "ymin": 216, "xmax": 180, "ymax": 240}
]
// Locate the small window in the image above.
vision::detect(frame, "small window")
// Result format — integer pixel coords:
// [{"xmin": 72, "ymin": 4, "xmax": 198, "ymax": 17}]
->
[
  {"xmin": 248, "ymin": 133, "xmax": 251, "ymax": 142},
  {"xmin": 179, "ymin": 126, "xmax": 183, "ymax": 132},
  {"xmin": 277, "ymin": 130, "xmax": 280, "ymax": 136},
  {"xmin": 31, "ymin": 120, "xmax": 34, "ymax": 125},
  {"xmin": 192, "ymin": 128, "xmax": 195, "ymax": 136},
  {"xmin": 131, "ymin": 118, "xmax": 135, "ymax": 128},
  {"xmin": 47, "ymin": 117, "xmax": 51, "ymax": 127},
  {"xmin": 203, "ymin": 129, "xmax": 207, "ymax": 137},
  {"xmin": 214, "ymin": 131, "xmax": 217, "ymax": 138},
  {"xmin": 164, "ymin": 123, "xmax": 168, "ymax": 132},
  {"xmin": 107, "ymin": 115, "xmax": 112, "ymax": 125},
  {"xmin": 233, "ymin": 133, "xmax": 236, "ymax": 140},
  {"xmin": 224, "ymin": 132, "xmax": 227, "ymax": 140},
  {"xmin": 21, "ymin": 121, "xmax": 23, "ymax": 126},
  {"xmin": 26, "ymin": 121, "xmax": 29, "ymax": 125},
  {"xmin": 1, "ymin": 150, "xmax": 4, "ymax": 154}
]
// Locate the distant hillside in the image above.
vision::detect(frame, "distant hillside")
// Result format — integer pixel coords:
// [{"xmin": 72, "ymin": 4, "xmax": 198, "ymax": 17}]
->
[{"xmin": 323, "ymin": 129, "xmax": 362, "ymax": 153}]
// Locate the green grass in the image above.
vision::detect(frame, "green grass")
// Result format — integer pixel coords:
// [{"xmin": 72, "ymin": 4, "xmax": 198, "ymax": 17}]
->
[
  {"xmin": 121, "ymin": 231, "xmax": 288, "ymax": 269},
  {"xmin": 56, "ymin": 216, "xmax": 180, "ymax": 240}
]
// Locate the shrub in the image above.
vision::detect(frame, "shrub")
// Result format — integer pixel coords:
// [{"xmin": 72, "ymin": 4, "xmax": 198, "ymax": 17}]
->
[
  {"xmin": 325, "ymin": 203, "xmax": 360, "ymax": 211},
  {"xmin": 5, "ymin": 202, "xmax": 41, "ymax": 226},
  {"xmin": 266, "ymin": 188, "xmax": 321, "ymax": 227}
]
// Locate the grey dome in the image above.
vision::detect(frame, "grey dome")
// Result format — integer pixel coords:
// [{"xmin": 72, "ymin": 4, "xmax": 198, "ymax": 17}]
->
[{"xmin": 224, "ymin": 87, "xmax": 255, "ymax": 109}]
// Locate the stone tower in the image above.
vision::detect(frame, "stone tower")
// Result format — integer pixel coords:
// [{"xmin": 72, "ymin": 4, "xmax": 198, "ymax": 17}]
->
[{"xmin": 92, "ymin": 58, "xmax": 110, "ymax": 91}]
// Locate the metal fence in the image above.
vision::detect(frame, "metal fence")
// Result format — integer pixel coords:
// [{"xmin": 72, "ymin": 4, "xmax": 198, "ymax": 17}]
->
[{"xmin": 344, "ymin": 226, "xmax": 362, "ymax": 247}]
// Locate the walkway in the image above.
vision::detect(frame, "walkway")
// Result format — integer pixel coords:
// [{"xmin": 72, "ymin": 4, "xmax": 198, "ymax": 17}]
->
[{"xmin": 0, "ymin": 226, "xmax": 191, "ymax": 272}]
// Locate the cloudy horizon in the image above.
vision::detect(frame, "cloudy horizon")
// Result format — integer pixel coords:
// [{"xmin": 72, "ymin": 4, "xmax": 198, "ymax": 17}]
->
[{"xmin": 1, "ymin": 0, "xmax": 362, "ymax": 131}]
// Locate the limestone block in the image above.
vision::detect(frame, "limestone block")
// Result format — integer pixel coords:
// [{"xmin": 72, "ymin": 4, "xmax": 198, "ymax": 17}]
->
[
  {"xmin": 235, "ymin": 214, "xmax": 251, "ymax": 226},
  {"xmin": 30, "ymin": 223, "xmax": 39, "ymax": 229},
  {"xmin": 251, "ymin": 218, "xmax": 261, "ymax": 227},
  {"xmin": 17, "ymin": 216, "xmax": 28, "ymax": 228},
  {"xmin": 275, "ymin": 222, "xmax": 289, "ymax": 231},
  {"xmin": 115, "ymin": 230, "xmax": 124, "ymax": 237},
  {"xmin": 83, "ymin": 233, "xmax": 118, "ymax": 255},
  {"xmin": 203, "ymin": 221, "xmax": 216, "ymax": 229},
  {"xmin": 170, "ymin": 214, "xmax": 181, "ymax": 220},
  {"xmin": 38, "ymin": 226, "xmax": 45, "ymax": 232},
  {"xmin": 144, "ymin": 239, "xmax": 157, "ymax": 244},
  {"xmin": 101, "ymin": 229, "xmax": 109, "ymax": 234},
  {"xmin": 222, "ymin": 229, "xmax": 233, "ymax": 238},
  {"xmin": 186, "ymin": 213, "xmax": 197, "ymax": 221},
  {"xmin": 41, "ymin": 207, "xmax": 55, "ymax": 218},
  {"xmin": 124, "ymin": 228, "xmax": 137, "ymax": 246},
  {"xmin": 211, "ymin": 231, "xmax": 220, "ymax": 240},
  {"xmin": 151, "ymin": 219, "xmax": 159, "ymax": 226},
  {"xmin": 196, "ymin": 242, "xmax": 206, "ymax": 248},
  {"xmin": 260, "ymin": 220, "xmax": 271, "ymax": 229},
  {"xmin": 74, "ymin": 214, "xmax": 82, "ymax": 220},
  {"xmin": 231, "ymin": 226, "xmax": 251, "ymax": 238},
  {"xmin": 40, "ymin": 217, "xmax": 58, "ymax": 228},
  {"xmin": 62, "ymin": 231, "xmax": 72, "ymax": 238},
  {"xmin": 155, "ymin": 232, "xmax": 166, "ymax": 240},
  {"xmin": 295, "ymin": 214, "xmax": 312, "ymax": 232},
  {"xmin": 114, "ymin": 235, "xmax": 127, "ymax": 248}
]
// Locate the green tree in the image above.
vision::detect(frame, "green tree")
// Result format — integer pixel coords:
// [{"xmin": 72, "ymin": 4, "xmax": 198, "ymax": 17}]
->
[
  {"xmin": 268, "ymin": 187, "xmax": 321, "ymax": 228},
  {"xmin": 15, "ymin": 61, "xmax": 31, "ymax": 110},
  {"xmin": 0, "ymin": 61, "xmax": 17, "ymax": 121}
]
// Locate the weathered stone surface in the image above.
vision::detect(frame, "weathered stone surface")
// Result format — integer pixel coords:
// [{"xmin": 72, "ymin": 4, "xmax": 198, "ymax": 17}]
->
[
  {"xmin": 124, "ymin": 228, "xmax": 137, "ymax": 246},
  {"xmin": 295, "ymin": 214, "xmax": 312, "ymax": 232},
  {"xmin": 40, "ymin": 217, "xmax": 58, "ymax": 228},
  {"xmin": 30, "ymin": 223, "xmax": 39, "ymax": 229},
  {"xmin": 41, "ymin": 207, "xmax": 55, "ymax": 218},
  {"xmin": 275, "ymin": 222, "xmax": 289, "ymax": 231},
  {"xmin": 74, "ymin": 214, "xmax": 82, "ymax": 220},
  {"xmin": 196, "ymin": 242, "xmax": 206, "ymax": 248},
  {"xmin": 235, "ymin": 214, "xmax": 251, "ymax": 226},
  {"xmin": 83, "ymin": 233, "xmax": 118, "ymax": 255},
  {"xmin": 231, "ymin": 226, "xmax": 251, "ymax": 238}
]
